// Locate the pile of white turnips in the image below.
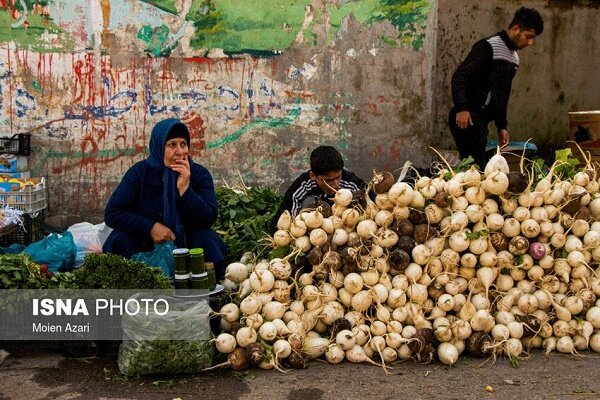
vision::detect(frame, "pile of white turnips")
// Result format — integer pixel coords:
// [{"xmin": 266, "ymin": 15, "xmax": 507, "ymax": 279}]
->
[{"xmin": 214, "ymin": 150, "xmax": 600, "ymax": 371}]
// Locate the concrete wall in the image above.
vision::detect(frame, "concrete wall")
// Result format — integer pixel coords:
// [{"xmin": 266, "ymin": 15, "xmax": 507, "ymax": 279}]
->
[
  {"xmin": 0, "ymin": 0, "xmax": 438, "ymax": 227},
  {"xmin": 433, "ymin": 0, "xmax": 600, "ymax": 156},
  {"xmin": 2, "ymin": 0, "xmax": 599, "ymax": 228}
]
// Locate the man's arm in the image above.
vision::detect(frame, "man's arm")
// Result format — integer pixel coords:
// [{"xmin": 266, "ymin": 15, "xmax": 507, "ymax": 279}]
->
[
  {"xmin": 486, "ymin": 60, "xmax": 517, "ymax": 133},
  {"xmin": 451, "ymin": 40, "xmax": 493, "ymax": 112}
]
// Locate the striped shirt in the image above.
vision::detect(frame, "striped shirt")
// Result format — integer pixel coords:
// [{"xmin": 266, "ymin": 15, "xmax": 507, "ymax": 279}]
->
[
  {"xmin": 451, "ymin": 30, "xmax": 520, "ymax": 130},
  {"xmin": 270, "ymin": 169, "xmax": 365, "ymax": 233}
]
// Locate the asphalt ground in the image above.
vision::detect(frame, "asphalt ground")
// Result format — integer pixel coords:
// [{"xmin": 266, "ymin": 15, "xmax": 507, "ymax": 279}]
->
[{"xmin": 1, "ymin": 342, "xmax": 599, "ymax": 400}]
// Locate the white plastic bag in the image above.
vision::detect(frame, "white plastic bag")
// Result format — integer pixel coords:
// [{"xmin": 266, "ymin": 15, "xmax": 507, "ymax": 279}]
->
[{"xmin": 67, "ymin": 222, "xmax": 113, "ymax": 267}]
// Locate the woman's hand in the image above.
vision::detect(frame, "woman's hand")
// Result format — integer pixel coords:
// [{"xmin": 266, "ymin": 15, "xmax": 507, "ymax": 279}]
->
[
  {"xmin": 150, "ymin": 222, "xmax": 176, "ymax": 243},
  {"xmin": 171, "ymin": 156, "xmax": 191, "ymax": 196}
]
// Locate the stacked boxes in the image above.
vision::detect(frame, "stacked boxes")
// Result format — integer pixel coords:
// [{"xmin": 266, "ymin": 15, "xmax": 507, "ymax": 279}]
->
[{"xmin": 0, "ymin": 133, "xmax": 45, "ymax": 245}]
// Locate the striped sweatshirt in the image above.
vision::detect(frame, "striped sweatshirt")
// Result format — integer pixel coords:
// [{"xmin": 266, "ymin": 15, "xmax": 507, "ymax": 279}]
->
[{"xmin": 451, "ymin": 30, "xmax": 520, "ymax": 131}]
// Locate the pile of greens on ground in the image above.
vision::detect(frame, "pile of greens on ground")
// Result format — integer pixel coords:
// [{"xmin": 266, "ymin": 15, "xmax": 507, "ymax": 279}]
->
[
  {"xmin": 74, "ymin": 253, "xmax": 171, "ymax": 289},
  {"xmin": 215, "ymin": 185, "xmax": 282, "ymax": 263},
  {"xmin": 0, "ymin": 253, "xmax": 76, "ymax": 289},
  {"xmin": 0, "ymin": 253, "xmax": 171, "ymax": 289}
]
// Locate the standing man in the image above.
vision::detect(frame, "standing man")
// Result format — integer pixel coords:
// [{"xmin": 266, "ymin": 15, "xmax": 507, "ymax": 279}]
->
[{"xmin": 449, "ymin": 7, "xmax": 544, "ymax": 168}]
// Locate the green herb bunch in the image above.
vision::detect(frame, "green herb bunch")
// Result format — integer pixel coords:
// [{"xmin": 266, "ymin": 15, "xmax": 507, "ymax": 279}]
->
[
  {"xmin": 74, "ymin": 253, "xmax": 171, "ymax": 289},
  {"xmin": 215, "ymin": 186, "xmax": 282, "ymax": 263}
]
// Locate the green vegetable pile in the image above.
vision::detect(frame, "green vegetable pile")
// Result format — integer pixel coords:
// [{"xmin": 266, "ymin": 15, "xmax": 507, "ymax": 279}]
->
[
  {"xmin": 533, "ymin": 148, "xmax": 583, "ymax": 182},
  {"xmin": 0, "ymin": 253, "xmax": 170, "ymax": 290},
  {"xmin": 215, "ymin": 186, "xmax": 282, "ymax": 263},
  {"xmin": 74, "ymin": 253, "xmax": 171, "ymax": 289},
  {"xmin": 0, "ymin": 253, "xmax": 76, "ymax": 289}
]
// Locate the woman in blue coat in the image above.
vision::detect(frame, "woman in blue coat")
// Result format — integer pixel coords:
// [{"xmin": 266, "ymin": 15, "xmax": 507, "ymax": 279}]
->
[{"xmin": 102, "ymin": 118, "xmax": 227, "ymax": 278}]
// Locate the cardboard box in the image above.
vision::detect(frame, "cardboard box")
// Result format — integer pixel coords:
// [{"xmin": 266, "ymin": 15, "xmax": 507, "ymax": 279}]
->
[
  {"xmin": 567, "ymin": 142, "xmax": 600, "ymax": 166},
  {"xmin": 569, "ymin": 111, "xmax": 600, "ymax": 148}
]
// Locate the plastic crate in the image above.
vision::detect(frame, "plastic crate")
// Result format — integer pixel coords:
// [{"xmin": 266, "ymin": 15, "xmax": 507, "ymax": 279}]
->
[
  {"xmin": 0, "ymin": 181, "xmax": 46, "ymax": 214},
  {"xmin": 0, "ymin": 209, "xmax": 45, "ymax": 246},
  {"xmin": 0, "ymin": 134, "xmax": 31, "ymax": 156}
]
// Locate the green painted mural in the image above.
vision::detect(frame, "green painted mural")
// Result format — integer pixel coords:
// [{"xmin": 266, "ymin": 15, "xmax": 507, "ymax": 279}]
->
[
  {"xmin": 1, "ymin": 0, "xmax": 429, "ymax": 54},
  {"xmin": 139, "ymin": 0, "xmax": 430, "ymax": 55},
  {"xmin": 0, "ymin": 0, "xmax": 75, "ymax": 51}
]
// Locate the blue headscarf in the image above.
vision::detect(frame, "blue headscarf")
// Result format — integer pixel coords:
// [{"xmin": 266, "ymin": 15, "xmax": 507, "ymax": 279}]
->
[{"xmin": 147, "ymin": 118, "xmax": 191, "ymax": 247}]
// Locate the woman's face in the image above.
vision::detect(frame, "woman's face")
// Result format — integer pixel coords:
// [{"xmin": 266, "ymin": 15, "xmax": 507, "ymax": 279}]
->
[{"xmin": 163, "ymin": 138, "xmax": 189, "ymax": 167}]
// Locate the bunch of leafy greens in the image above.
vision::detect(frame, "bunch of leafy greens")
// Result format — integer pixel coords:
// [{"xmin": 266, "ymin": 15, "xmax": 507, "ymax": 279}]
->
[
  {"xmin": 74, "ymin": 253, "xmax": 171, "ymax": 289},
  {"xmin": 0, "ymin": 253, "xmax": 77, "ymax": 289},
  {"xmin": 215, "ymin": 186, "xmax": 282, "ymax": 264},
  {"xmin": 0, "ymin": 253, "xmax": 170, "ymax": 290},
  {"xmin": 443, "ymin": 155, "xmax": 475, "ymax": 180},
  {"xmin": 533, "ymin": 148, "xmax": 582, "ymax": 182}
]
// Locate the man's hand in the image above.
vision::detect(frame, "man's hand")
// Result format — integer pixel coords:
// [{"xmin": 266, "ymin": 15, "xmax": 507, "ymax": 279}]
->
[
  {"xmin": 150, "ymin": 222, "xmax": 176, "ymax": 243},
  {"xmin": 499, "ymin": 129, "xmax": 509, "ymax": 148},
  {"xmin": 171, "ymin": 156, "xmax": 191, "ymax": 196},
  {"xmin": 455, "ymin": 111, "xmax": 473, "ymax": 130}
]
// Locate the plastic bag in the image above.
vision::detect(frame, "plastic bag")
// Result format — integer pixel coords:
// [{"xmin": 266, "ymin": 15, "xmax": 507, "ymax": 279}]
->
[
  {"xmin": 23, "ymin": 231, "xmax": 77, "ymax": 272},
  {"xmin": 67, "ymin": 222, "xmax": 113, "ymax": 267},
  {"xmin": 0, "ymin": 243, "xmax": 25, "ymax": 254},
  {"xmin": 131, "ymin": 241, "xmax": 176, "ymax": 277},
  {"xmin": 118, "ymin": 294, "xmax": 214, "ymax": 376}
]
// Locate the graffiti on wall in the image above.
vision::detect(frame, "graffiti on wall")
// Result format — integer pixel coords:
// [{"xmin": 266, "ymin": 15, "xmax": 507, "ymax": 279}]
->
[
  {"xmin": 0, "ymin": 51, "xmax": 338, "ymax": 172},
  {"xmin": 0, "ymin": 0, "xmax": 429, "ymax": 55},
  {"xmin": 0, "ymin": 0, "xmax": 431, "ymax": 220}
]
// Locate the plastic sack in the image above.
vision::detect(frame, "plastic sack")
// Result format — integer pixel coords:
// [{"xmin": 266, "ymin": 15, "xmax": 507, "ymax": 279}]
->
[
  {"xmin": 131, "ymin": 241, "xmax": 176, "ymax": 277},
  {"xmin": 118, "ymin": 294, "xmax": 214, "ymax": 376},
  {"xmin": 0, "ymin": 243, "xmax": 25, "ymax": 254},
  {"xmin": 23, "ymin": 231, "xmax": 76, "ymax": 272},
  {"xmin": 67, "ymin": 222, "xmax": 113, "ymax": 267}
]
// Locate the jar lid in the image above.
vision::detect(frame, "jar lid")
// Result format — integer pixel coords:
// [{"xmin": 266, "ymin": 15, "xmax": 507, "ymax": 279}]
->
[
  {"xmin": 172, "ymin": 248, "xmax": 190, "ymax": 255},
  {"xmin": 189, "ymin": 248, "xmax": 204, "ymax": 255}
]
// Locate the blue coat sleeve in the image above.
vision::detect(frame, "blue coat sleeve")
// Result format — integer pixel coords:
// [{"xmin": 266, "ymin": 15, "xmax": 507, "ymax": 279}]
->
[
  {"xmin": 104, "ymin": 163, "xmax": 157, "ymax": 235},
  {"xmin": 177, "ymin": 163, "xmax": 219, "ymax": 229}
]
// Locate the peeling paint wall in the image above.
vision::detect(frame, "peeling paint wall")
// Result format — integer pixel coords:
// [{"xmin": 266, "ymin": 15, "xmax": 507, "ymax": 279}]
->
[
  {"xmin": 433, "ymin": 0, "xmax": 600, "ymax": 155},
  {"xmin": 0, "ymin": 0, "xmax": 437, "ymax": 227}
]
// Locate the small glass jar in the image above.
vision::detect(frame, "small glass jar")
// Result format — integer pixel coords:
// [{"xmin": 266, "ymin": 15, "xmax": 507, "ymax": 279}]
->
[
  {"xmin": 205, "ymin": 262, "xmax": 216, "ymax": 291},
  {"xmin": 189, "ymin": 248, "xmax": 206, "ymax": 275},
  {"xmin": 173, "ymin": 248, "xmax": 190, "ymax": 289},
  {"xmin": 191, "ymin": 272, "xmax": 210, "ymax": 290},
  {"xmin": 172, "ymin": 248, "xmax": 190, "ymax": 275}
]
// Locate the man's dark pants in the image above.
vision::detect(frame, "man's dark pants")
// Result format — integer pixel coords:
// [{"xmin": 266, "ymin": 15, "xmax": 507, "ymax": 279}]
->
[{"xmin": 448, "ymin": 107, "xmax": 490, "ymax": 169}]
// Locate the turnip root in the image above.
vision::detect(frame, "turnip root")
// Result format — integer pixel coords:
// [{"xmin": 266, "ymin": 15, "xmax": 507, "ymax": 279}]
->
[
  {"xmin": 437, "ymin": 342, "xmax": 459, "ymax": 365},
  {"xmin": 302, "ymin": 336, "xmax": 330, "ymax": 359}
]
